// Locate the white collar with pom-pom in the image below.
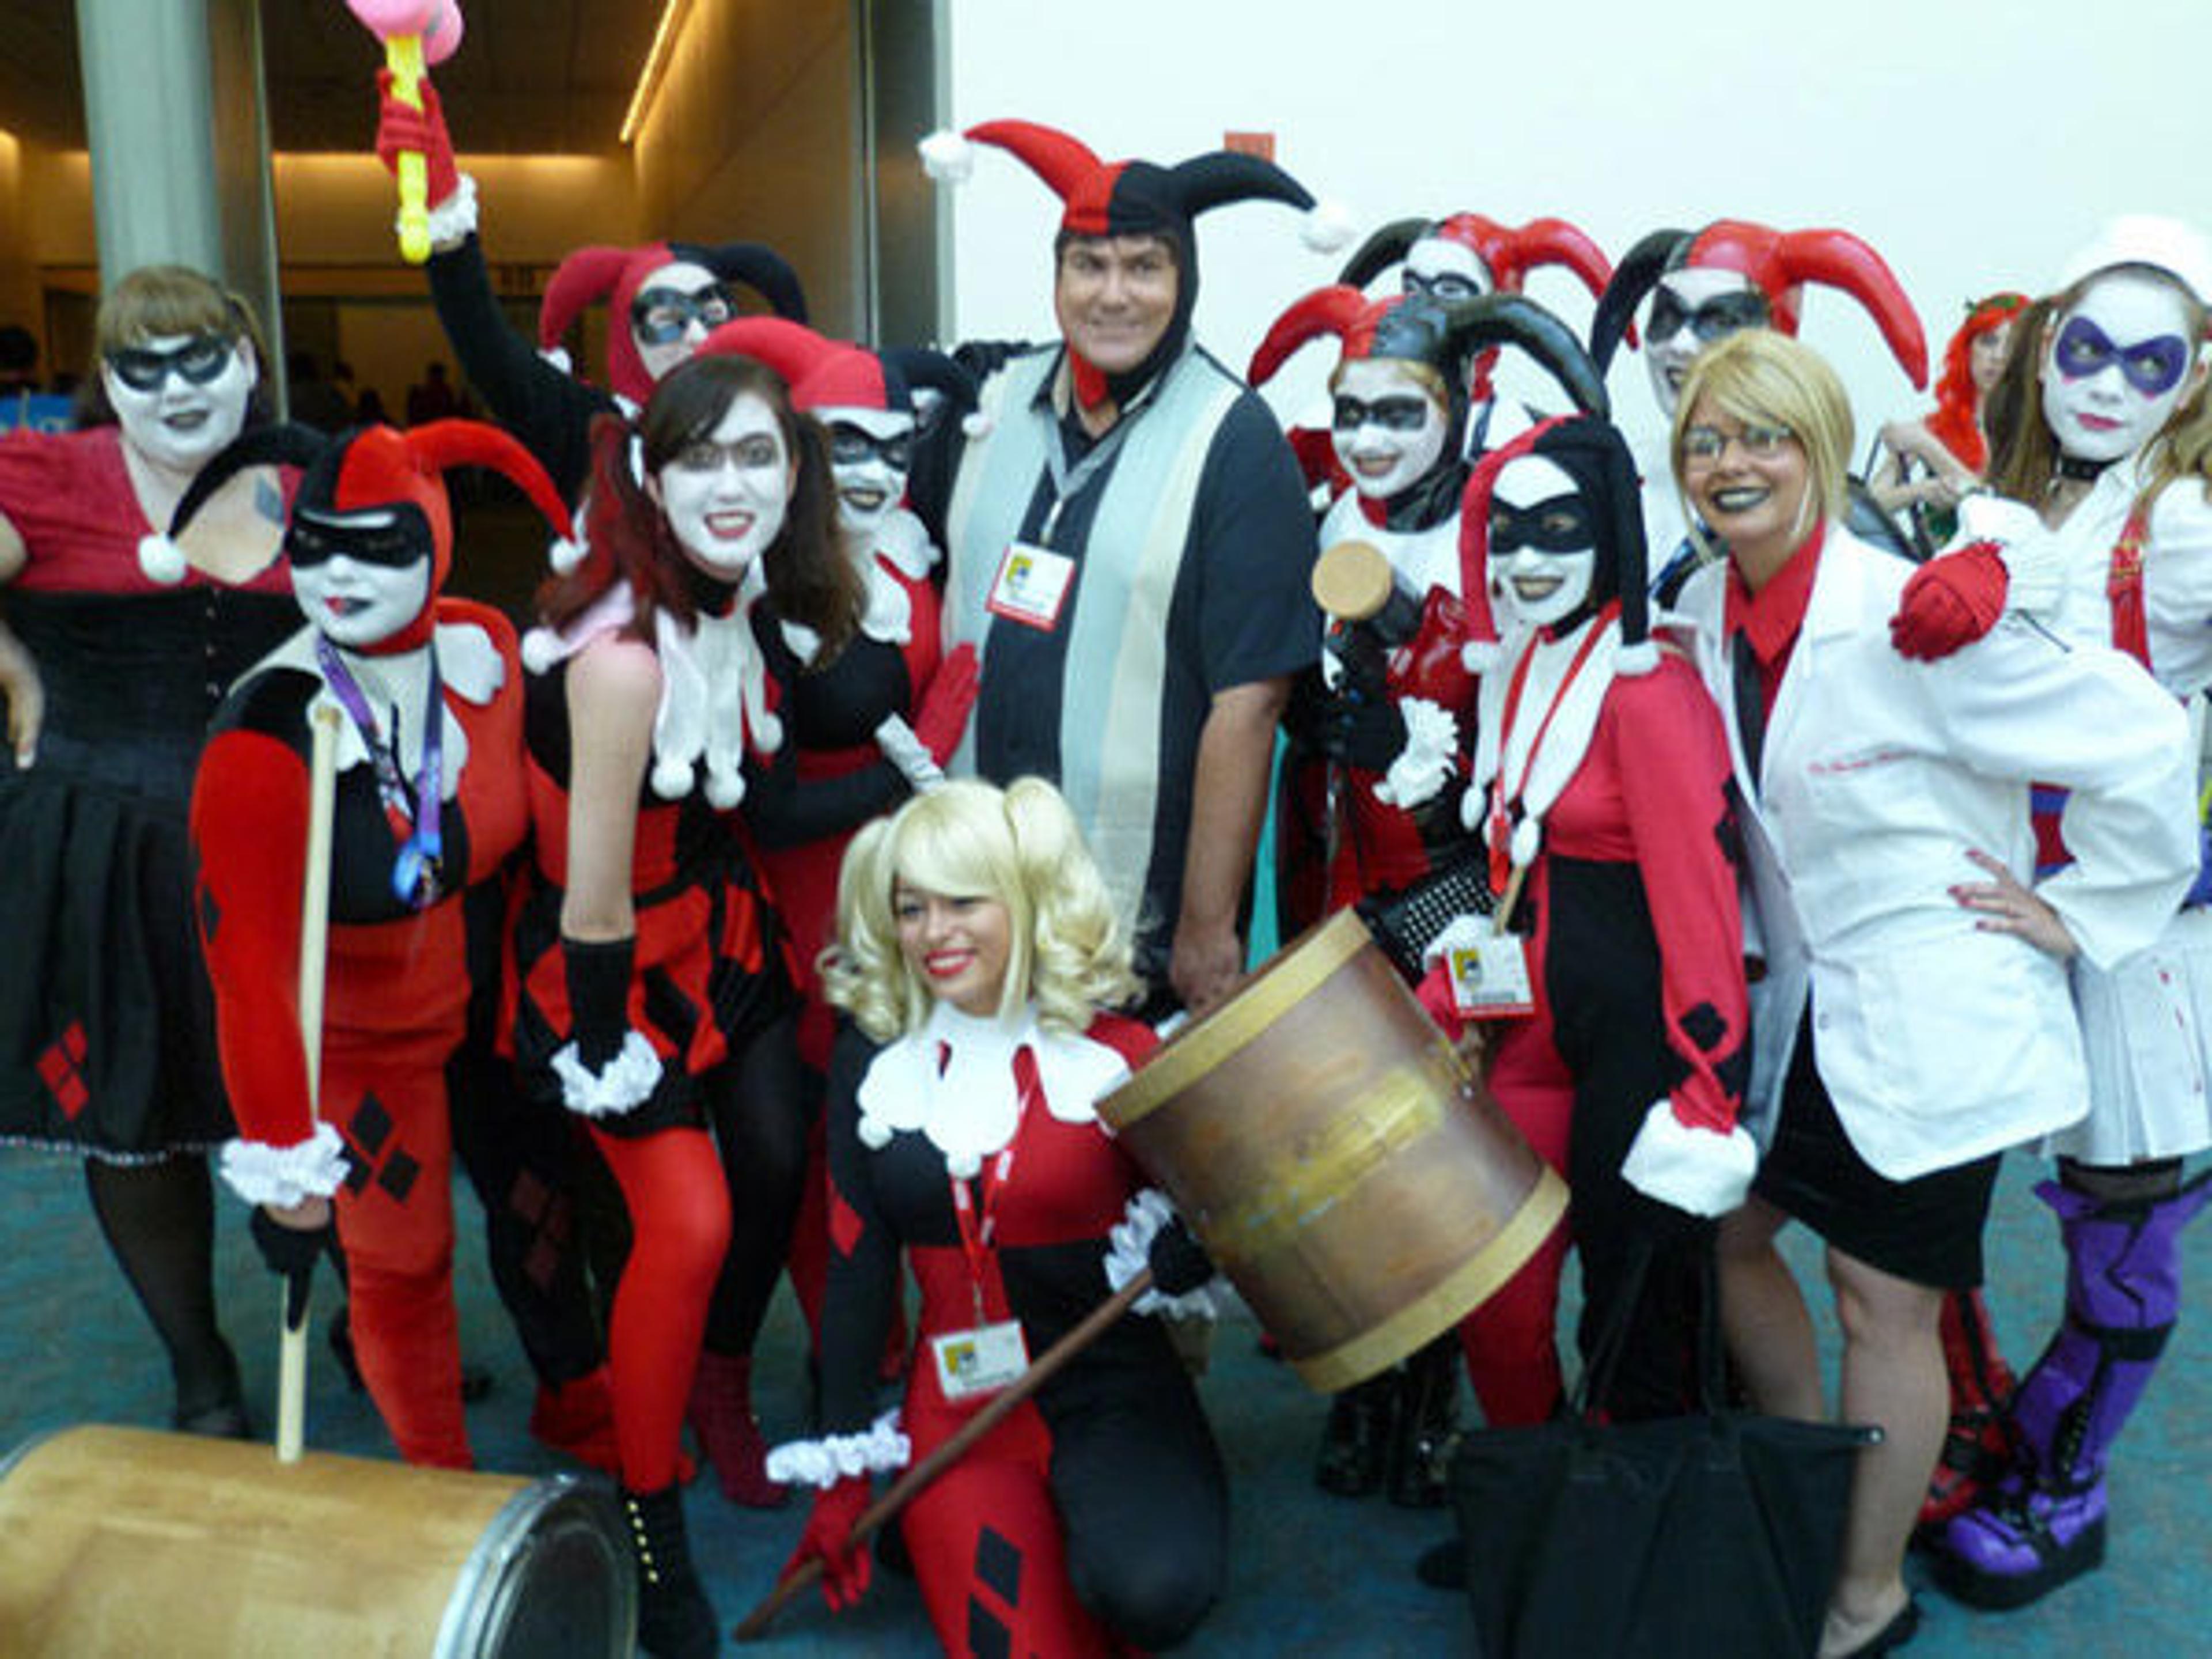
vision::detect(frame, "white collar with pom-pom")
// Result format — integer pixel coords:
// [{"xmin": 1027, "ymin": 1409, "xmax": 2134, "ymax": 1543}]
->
[{"xmin": 855, "ymin": 1001, "xmax": 1131, "ymax": 1179}]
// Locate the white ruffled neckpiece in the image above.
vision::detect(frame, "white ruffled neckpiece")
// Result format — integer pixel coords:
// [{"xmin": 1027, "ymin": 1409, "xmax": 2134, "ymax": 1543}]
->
[
  {"xmin": 779, "ymin": 508, "xmax": 941, "ymax": 665},
  {"xmin": 521, "ymin": 574, "xmax": 783, "ymax": 810},
  {"xmin": 256, "ymin": 618, "xmax": 506, "ymax": 797},
  {"xmin": 1467, "ymin": 612, "xmax": 1620, "ymax": 863},
  {"xmin": 855, "ymin": 1000, "xmax": 1131, "ymax": 1179}
]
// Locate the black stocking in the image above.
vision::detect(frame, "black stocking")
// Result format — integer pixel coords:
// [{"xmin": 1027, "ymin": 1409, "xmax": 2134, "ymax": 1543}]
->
[
  {"xmin": 82, "ymin": 1154, "xmax": 240, "ymax": 1418},
  {"xmin": 702, "ymin": 1013, "xmax": 812, "ymax": 1357}
]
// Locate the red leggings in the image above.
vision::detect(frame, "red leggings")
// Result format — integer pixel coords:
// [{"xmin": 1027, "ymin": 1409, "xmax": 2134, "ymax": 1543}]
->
[
  {"xmin": 1455, "ymin": 1025, "xmax": 1575, "ymax": 1427},
  {"xmin": 593, "ymin": 1124, "xmax": 731, "ymax": 1490}
]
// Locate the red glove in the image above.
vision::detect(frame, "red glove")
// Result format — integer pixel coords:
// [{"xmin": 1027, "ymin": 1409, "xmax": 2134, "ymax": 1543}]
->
[
  {"xmin": 1415, "ymin": 959, "xmax": 1467, "ymax": 1041},
  {"xmin": 1889, "ymin": 541, "xmax": 2009, "ymax": 662},
  {"xmin": 785, "ymin": 1478, "xmax": 873, "ymax": 1612},
  {"xmin": 373, "ymin": 67, "xmax": 461, "ymax": 210},
  {"xmin": 912, "ymin": 644, "xmax": 980, "ymax": 766}
]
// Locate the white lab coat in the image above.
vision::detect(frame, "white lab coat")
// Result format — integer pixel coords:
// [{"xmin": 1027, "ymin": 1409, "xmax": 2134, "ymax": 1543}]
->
[{"xmin": 1673, "ymin": 522, "xmax": 2196, "ymax": 1181}]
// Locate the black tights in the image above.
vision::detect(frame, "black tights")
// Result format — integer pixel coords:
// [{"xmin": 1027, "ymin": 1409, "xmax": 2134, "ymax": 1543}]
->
[
  {"xmin": 83, "ymin": 1154, "xmax": 240, "ymax": 1416},
  {"xmin": 702, "ymin": 1013, "xmax": 812, "ymax": 1357}
]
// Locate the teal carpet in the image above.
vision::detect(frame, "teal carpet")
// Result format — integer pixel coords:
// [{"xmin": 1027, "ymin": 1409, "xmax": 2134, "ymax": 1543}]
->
[{"xmin": 3, "ymin": 1145, "xmax": 2205, "ymax": 1656}]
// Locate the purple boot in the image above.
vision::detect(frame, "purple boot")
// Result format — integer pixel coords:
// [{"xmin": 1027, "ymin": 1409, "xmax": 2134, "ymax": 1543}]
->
[{"xmin": 1936, "ymin": 1173, "xmax": 2212, "ymax": 1609}]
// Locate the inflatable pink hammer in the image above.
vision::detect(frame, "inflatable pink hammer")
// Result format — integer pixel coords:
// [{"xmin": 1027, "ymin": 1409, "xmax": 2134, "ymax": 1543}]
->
[{"xmin": 344, "ymin": 0, "xmax": 465, "ymax": 263}]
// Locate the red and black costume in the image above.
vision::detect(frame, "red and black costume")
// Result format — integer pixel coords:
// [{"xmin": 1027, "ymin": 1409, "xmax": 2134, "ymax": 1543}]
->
[
  {"xmin": 775, "ymin": 1006, "xmax": 1227, "ymax": 1656},
  {"xmin": 1424, "ymin": 415, "xmax": 1754, "ymax": 1426},
  {"xmin": 190, "ymin": 421, "xmax": 574, "ymax": 1467}
]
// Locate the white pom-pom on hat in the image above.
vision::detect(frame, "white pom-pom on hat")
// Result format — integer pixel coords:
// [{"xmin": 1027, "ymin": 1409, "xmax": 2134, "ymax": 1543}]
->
[
  {"xmin": 1616, "ymin": 639, "xmax": 1661, "ymax": 677},
  {"xmin": 548, "ymin": 536, "xmax": 586, "ymax": 574},
  {"xmin": 961, "ymin": 411, "xmax": 994, "ymax": 439},
  {"xmin": 538, "ymin": 344, "xmax": 574, "ymax": 377},
  {"xmin": 919, "ymin": 130, "xmax": 974, "ymax": 185},
  {"xmin": 1302, "ymin": 198, "xmax": 1358, "ymax": 255},
  {"xmin": 651, "ymin": 755, "xmax": 694, "ymax": 799},
  {"xmin": 520, "ymin": 627, "xmax": 564, "ymax": 676},
  {"xmin": 1509, "ymin": 815, "xmax": 1541, "ymax": 869},
  {"xmin": 137, "ymin": 532, "xmax": 188, "ymax": 586}
]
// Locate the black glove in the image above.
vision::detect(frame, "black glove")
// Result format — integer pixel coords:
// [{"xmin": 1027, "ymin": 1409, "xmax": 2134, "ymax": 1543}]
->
[
  {"xmin": 562, "ymin": 934, "xmax": 635, "ymax": 1071},
  {"xmin": 1147, "ymin": 1214, "xmax": 1217, "ymax": 1298},
  {"xmin": 252, "ymin": 1204, "xmax": 333, "ymax": 1329},
  {"xmin": 1320, "ymin": 688, "xmax": 1408, "ymax": 774},
  {"xmin": 951, "ymin": 338, "xmax": 1033, "ymax": 382}
]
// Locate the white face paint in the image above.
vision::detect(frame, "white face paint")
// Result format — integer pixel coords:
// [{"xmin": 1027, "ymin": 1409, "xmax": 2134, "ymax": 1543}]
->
[
  {"xmin": 2040, "ymin": 270, "xmax": 2205, "ymax": 464},
  {"xmin": 1643, "ymin": 267, "xmax": 1762, "ymax": 418},
  {"xmin": 1331, "ymin": 357, "xmax": 1449, "ymax": 501},
  {"xmin": 103, "ymin": 332, "xmax": 256, "ymax": 475},
  {"xmin": 816, "ymin": 404, "xmax": 915, "ymax": 544},
  {"xmin": 1403, "ymin": 237, "xmax": 1491, "ymax": 303},
  {"xmin": 290, "ymin": 510, "xmax": 433, "ymax": 651},
  {"xmin": 1487, "ymin": 454, "xmax": 1599, "ymax": 633},
  {"xmin": 649, "ymin": 392, "xmax": 794, "ymax": 580}
]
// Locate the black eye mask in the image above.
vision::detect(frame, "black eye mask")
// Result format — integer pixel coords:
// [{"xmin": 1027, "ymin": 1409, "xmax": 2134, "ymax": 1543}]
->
[
  {"xmin": 1488, "ymin": 491, "xmax": 1595, "ymax": 555},
  {"xmin": 1646, "ymin": 287, "xmax": 1769, "ymax": 345},
  {"xmin": 1332, "ymin": 393, "xmax": 1435, "ymax": 434},
  {"xmin": 286, "ymin": 504, "xmax": 433, "ymax": 570},
  {"xmin": 107, "ymin": 334, "xmax": 236, "ymax": 392}
]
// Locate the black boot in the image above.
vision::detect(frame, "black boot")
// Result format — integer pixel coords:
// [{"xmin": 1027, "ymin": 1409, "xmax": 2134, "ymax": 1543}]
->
[
  {"xmin": 1388, "ymin": 1336, "xmax": 1461, "ymax": 1509},
  {"xmin": 622, "ymin": 1484, "xmax": 719, "ymax": 1658},
  {"xmin": 1315, "ymin": 1371, "xmax": 1397, "ymax": 1498}
]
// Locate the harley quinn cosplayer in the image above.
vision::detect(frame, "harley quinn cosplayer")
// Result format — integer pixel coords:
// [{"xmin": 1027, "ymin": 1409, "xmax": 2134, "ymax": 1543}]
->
[
  {"xmin": 0, "ymin": 266, "xmax": 287, "ymax": 1439},
  {"xmin": 1410, "ymin": 412, "xmax": 1755, "ymax": 1588},
  {"xmin": 372, "ymin": 66, "xmax": 808, "ymax": 503},
  {"xmin": 1889, "ymin": 216, "xmax": 2212, "ymax": 1610},
  {"xmin": 185, "ymin": 419, "xmax": 573, "ymax": 1472},
  {"xmin": 772, "ymin": 777, "xmax": 1225, "ymax": 1658},
  {"xmin": 1247, "ymin": 287, "xmax": 1608, "ymax": 1506},
  {"xmin": 1588, "ymin": 218, "xmax": 1929, "ymax": 592},
  {"xmin": 510, "ymin": 348, "xmax": 843, "ymax": 1657}
]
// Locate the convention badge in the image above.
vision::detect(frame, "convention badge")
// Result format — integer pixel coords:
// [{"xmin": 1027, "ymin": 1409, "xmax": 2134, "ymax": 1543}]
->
[
  {"xmin": 1447, "ymin": 929, "xmax": 1535, "ymax": 1020},
  {"xmin": 986, "ymin": 541, "xmax": 1076, "ymax": 631},
  {"xmin": 931, "ymin": 1319, "xmax": 1031, "ymax": 1401}
]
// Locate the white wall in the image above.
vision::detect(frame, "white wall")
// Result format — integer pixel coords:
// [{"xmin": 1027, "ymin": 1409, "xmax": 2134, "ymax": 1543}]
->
[{"xmin": 940, "ymin": 0, "xmax": 2212, "ymax": 465}]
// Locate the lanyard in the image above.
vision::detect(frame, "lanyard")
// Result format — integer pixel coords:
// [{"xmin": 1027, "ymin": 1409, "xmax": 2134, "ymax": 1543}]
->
[
  {"xmin": 315, "ymin": 634, "xmax": 445, "ymax": 910},
  {"xmin": 945, "ymin": 1044, "xmax": 1039, "ymax": 1325},
  {"xmin": 1035, "ymin": 347, "xmax": 1177, "ymax": 546},
  {"xmin": 1486, "ymin": 607, "xmax": 1613, "ymax": 896}
]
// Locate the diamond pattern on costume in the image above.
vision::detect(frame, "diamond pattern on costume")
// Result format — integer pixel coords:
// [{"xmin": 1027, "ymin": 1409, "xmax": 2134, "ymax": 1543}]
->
[
  {"xmin": 36, "ymin": 1022, "xmax": 89, "ymax": 1120},
  {"xmin": 975, "ymin": 1525, "xmax": 1024, "ymax": 1607},
  {"xmin": 965, "ymin": 1596, "xmax": 1012, "ymax": 1659}
]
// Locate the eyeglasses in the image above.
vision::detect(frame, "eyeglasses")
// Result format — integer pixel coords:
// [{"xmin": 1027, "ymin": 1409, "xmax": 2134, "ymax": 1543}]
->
[
  {"xmin": 1680, "ymin": 422, "xmax": 1796, "ymax": 467},
  {"xmin": 2053, "ymin": 316, "xmax": 2194, "ymax": 397},
  {"xmin": 1646, "ymin": 289, "xmax": 1770, "ymax": 347},
  {"xmin": 1331, "ymin": 393, "xmax": 1436, "ymax": 434},
  {"xmin": 827, "ymin": 422, "xmax": 915, "ymax": 471},
  {"xmin": 105, "ymin": 334, "xmax": 237, "ymax": 392},
  {"xmin": 629, "ymin": 283, "xmax": 737, "ymax": 346}
]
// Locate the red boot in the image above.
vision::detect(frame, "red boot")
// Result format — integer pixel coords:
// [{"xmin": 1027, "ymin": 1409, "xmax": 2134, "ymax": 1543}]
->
[
  {"xmin": 533, "ymin": 1366, "xmax": 696, "ymax": 1483},
  {"xmin": 1918, "ymin": 1288, "xmax": 2018, "ymax": 1535},
  {"xmin": 688, "ymin": 1350, "xmax": 787, "ymax": 1508}
]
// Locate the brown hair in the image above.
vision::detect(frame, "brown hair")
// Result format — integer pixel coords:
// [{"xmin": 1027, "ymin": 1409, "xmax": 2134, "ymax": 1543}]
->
[
  {"xmin": 76, "ymin": 264, "xmax": 270, "ymax": 429},
  {"xmin": 540, "ymin": 352, "xmax": 857, "ymax": 650}
]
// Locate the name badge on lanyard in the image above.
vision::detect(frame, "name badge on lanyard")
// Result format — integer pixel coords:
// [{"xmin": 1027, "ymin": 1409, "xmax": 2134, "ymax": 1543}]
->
[
  {"xmin": 937, "ymin": 1144, "xmax": 1033, "ymax": 1401},
  {"xmin": 987, "ymin": 541, "xmax": 1077, "ymax": 632},
  {"xmin": 1448, "ymin": 931, "xmax": 1535, "ymax": 1019}
]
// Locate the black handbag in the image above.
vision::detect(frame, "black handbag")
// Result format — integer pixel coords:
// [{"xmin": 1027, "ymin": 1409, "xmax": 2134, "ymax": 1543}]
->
[{"xmin": 1449, "ymin": 1247, "xmax": 1877, "ymax": 1658}]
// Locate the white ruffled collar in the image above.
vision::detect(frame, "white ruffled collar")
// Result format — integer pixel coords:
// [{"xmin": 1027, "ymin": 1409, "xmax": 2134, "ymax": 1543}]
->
[
  {"xmin": 261, "ymin": 618, "xmax": 505, "ymax": 798},
  {"xmin": 521, "ymin": 575, "xmax": 783, "ymax": 809},
  {"xmin": 854, "ymin": 1001, "xmax": 1131, "ymax": 1179},
  {"xmin": 779, "ymin": 509, "xmax": 942, "ymax": 665},
  {"xmin": 1472, "ymin": 613, "xmax": 1618, "ymax": 870}
]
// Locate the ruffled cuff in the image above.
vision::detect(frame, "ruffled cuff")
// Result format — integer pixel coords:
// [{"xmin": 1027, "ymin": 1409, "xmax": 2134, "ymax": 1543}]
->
[
  {"xmin": 423, "ymin": 172, "xmax": 479, "ymax": 250},
  {"xmin": 1619, "ymin": 1099, "xmax": 1758, "ymax": 1218},
  {"xmin": 550, "ymin": 1032, "xmax": 662, "ymax": 1119},
  {"xmin": 873, "ymin": 713, "xmax": 945, "ymax": 793},
  {"xmin": 1103, "ymin": 1188, "xmax": 1218, "ymax": 1321},
  {"xmin": 219, "ymin": 1122, "xmax": 347, "ymax": 1209},
  {"xmin": 1371, "ymin": 696, "xmax": 1459, "ymax": 810},
  {"xmin": 766, "ymin": 1410, "xmax": 910, "ymax": 1491}
]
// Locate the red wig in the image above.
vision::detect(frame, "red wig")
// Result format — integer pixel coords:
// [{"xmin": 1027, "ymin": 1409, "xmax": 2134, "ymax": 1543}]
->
[{"xmin": 1927, "ymin": 291, "xmax": 2029, "ymax": 473}]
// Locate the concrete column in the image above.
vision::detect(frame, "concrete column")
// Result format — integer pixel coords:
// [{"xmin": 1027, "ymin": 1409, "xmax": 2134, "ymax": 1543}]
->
[{"xmin": 75, "ymin": 0, "xmax": 285, "ymax": 403}]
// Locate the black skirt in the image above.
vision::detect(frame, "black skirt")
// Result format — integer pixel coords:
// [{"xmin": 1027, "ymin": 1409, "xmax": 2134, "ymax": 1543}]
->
[{"xmin": 1752, "ymin": 1014, "xmax": 2001, "ymax": 1290}]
